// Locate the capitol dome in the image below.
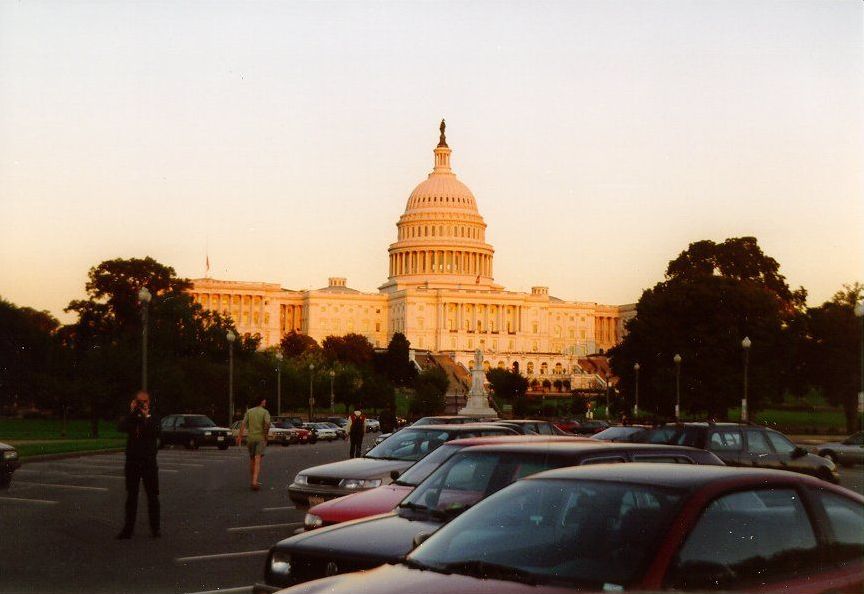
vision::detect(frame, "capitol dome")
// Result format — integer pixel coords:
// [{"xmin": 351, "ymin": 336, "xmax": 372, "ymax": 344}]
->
[{"xmin": 381, "ymin": 121, "xmax": 498, "ymax": 293}]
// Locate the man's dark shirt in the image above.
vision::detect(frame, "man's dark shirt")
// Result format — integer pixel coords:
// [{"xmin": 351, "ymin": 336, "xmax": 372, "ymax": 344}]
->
[{"xmin": 118, "ymin": 410, "xmax": 161, "ymax": 459}]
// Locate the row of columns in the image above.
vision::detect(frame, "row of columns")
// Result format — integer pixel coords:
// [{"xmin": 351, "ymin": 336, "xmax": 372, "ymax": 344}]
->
[
  {"xmin": 390, "ymin": 249, "xmax": 492, "ymax": 278},
  {"xmin": 596, "ymin": 316, "xmax": 618, "ymax": 343},
  {"xmin": 279, "ymin": 304, "xmax": 303, "ymax": 334},
  {"xmin": 436, "ymin": 302, "xmax": 523, "ymax": 335},
  {"xmin": 194, "ymin": 293, "xmax": 267, "ymax": 327}
]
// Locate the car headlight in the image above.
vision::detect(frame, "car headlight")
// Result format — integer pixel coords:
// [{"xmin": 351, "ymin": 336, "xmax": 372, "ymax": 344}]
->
[
  {"xmin": 204, "ymin": 431, "xmax": 212, "ymax": 436},
  {"xmin": 339, "ymin": 478, "xmax": 382, "ymax": 489},
  {"xmin": 304, "ymin": 513, "xmax": 323, "ymax": 529},
  {"xmin": 3, "ymin": 450, "xmax": 18, "ymax": 460},
  {"xmin": 294, "ymin": 474, "xmax": 308, "ymax": 485},
  {"xmin": 269, "ymin": 550, "xmax": 292, "ymax": 576}
]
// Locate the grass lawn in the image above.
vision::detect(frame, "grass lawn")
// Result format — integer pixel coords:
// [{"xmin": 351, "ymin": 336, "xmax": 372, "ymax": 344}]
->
[
  {"xmin": 729, "ymin": 408, "xmax": 849, "ymax": 434},
  {"xmin": 0, "ymin": 418, "xmax": 123, "ymax": 441},
  {"xmin": 12, "ymin": 439, "xmax": 125, "ymax": 459}
]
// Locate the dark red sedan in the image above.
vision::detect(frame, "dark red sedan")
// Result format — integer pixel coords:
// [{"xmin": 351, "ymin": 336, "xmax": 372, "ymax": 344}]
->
[
  {"xmin": 269, "ymin": 465, "xmax": 863, "ymax": 594},
  {"xmin": 303, "ymin": 435, "xmax": 591, "ymax": 530}
]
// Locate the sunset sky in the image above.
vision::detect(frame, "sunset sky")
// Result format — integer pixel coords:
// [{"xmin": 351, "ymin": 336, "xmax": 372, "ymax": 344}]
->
[{"xmin": 1, "ymin": 1, "xmax": 861, "ymax": 323}]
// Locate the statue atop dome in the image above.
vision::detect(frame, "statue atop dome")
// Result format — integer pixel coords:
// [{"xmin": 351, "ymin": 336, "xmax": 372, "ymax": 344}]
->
[{"xmin": 438, "ymin": 118, "xmax": 447, "ymax": 148}]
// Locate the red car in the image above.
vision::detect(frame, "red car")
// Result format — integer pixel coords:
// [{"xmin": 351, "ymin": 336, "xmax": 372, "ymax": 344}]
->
[
  {"xmin": 303, "ymin": 435, "xmax": 591, "ymax": 530},
  {"xmin": 271, "ymin": 465, "xmax": 863, "ymax": 594}
]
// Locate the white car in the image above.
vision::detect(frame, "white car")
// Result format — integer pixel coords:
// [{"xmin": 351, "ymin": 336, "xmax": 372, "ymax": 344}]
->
[
  {"xmin": 305, "ymin": 423, "xmax": 339, "ymax": 441},
  {"xmin": 230, "ymin": 420, "xmax": 294, "ymax": 446},
  {"xmin": 364, "ymin": 418, "xmax": 381, "ymax": 432}
]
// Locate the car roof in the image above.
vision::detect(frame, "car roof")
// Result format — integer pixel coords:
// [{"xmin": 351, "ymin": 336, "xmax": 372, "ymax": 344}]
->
[
  {"xmin": 498, "ymin": 419, "xmax": 549, "ymax": 424},
  {"xmin": 401, "ymin": 423, "xmax": 518, "ymax": 433},
  {"xmin": 446, "ymin": 435, "xmax": 591, "ymax": 447},
  {"xmin": 457, "ymin": 441, "xmax": 713, "ymax": 457},
  {"xmin": 526, "ymin": 462, "xmax": 825, "ymax": 488}
]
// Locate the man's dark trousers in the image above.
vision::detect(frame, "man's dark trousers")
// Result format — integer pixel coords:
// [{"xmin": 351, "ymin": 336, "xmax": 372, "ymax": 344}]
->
[
  {"xmin": 349, "ymin": 439, "xmax": 362, "ymax": 458},
  {"xmin": 123, "ymin": 458, "xmax": 160, "ymax": 534}
]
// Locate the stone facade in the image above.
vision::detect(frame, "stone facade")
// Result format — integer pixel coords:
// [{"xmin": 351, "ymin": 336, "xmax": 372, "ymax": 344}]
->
[{"xmin": 189, "ymin": 124, "xmax": 635, "ymax": 387}]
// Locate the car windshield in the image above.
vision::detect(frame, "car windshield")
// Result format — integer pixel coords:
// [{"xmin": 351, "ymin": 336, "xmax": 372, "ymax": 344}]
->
[
  {"xmin": 409, "ymin": 478, "xmax": 684, "ymax": 588},
  {"xmin": 644, "ymin": 426, "xmax": 701, "ymax": 447},
  {"xmin": 400, "ymin": 451, "xmax": 582, "ymax": 520},
  {"xmin": 396, "ymin": 443, "xmax": 463, "ymax": 486},
  {"xmin": 184, "ymin": 417, "xmax": 216, "ymax": 428},
  {"xmin": 365, "ymin": 428, "xmax": 458, "ymax": 461},
  {"xmin": 594, "ymin": 427, "xmax": 644, "ymax": 440}
]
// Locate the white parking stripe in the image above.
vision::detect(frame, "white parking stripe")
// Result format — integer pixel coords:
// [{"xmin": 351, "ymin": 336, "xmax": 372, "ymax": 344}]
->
[
  {"xmin": 45, "ymin": 463, "xmax": 179, "ymax": 473},
  {"xmin": 227, "ymin": 522, "xmax": 302, "ymax": 532},
  {"xmin": 183, "ymin": 587, "xmax": 252, "ymax": 594},
  {"xmin": 262, "ymin": 506, "xmax": 296, "ymax": 512},
  {"xmin": 81, "ymin": 459, "xmax": 205, "ymax": 468},
  {"xmin": 13, "ymin": 481, "xmax": 108, "ymax": 492},
  {"xmin": 16, "ymin": 468, "xmax": 124, "ymax": 480},
  {"xmin": 0, "ymin": 496, "xmax": 59, "ymax": 505},
  {"xmin": 175, "ymin": 550, "xmax": 268, "ymax": 563}
]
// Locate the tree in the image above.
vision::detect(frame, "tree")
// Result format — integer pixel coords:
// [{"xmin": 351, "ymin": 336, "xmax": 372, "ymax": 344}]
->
[
  {"xmin": 610, "ymin": 237, "xmax": 798, "ymax": 419},
  {"xmin": 802, "ymin": 284, "xmax": 863, "ymax": 432},
  {"xmin": 381, "ymin": 332, "xmax": 417, "ymax": 387},
  {"xmin": 280, "ymin": 331, "xmax": 320, "ymax": 359},
  {"xmin": 410, "ymin": 367, "xmax": 449, "ymax": 417},
  {"xmin": 485, "ymin": 368, "xmax": 528, "ymax": 410},
  {"xmin": 321, "ymin": 333, "xmax": 374, "ymax": 368}
]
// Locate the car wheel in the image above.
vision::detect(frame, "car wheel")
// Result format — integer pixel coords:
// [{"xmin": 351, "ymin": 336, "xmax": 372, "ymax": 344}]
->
[
  {"xmin": 281, "ymin": 442, "xmax": 289, "ymax": 447},
  {"xmin": 0, "ymin": 473, "xmax": 10, "ymax": 489},
  {"xmin": 821, "ymin": 451, "xmax": 838, "ymax": 465},
  {"xmin": 188, "ymin": 437, "xmax": 199, "ymax": 450},
  {"xmin": 218, "ymin": 443, "xmax": 229, "ymax": 450}
]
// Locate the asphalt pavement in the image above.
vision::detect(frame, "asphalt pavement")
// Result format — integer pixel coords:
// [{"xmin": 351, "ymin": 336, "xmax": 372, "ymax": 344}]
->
[
  {"xmin": 0, "ymin": 435, "xmax": 367, "ymax": 594},
  {"xmin": 1, "ymin": 435, "xmax": 862, "ymax": 594}
]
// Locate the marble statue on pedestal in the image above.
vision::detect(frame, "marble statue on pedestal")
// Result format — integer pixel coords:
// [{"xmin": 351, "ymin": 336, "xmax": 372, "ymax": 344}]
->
[{"xmin": 458, "ymin": 349, "xmax": 498, "ymax": 418}]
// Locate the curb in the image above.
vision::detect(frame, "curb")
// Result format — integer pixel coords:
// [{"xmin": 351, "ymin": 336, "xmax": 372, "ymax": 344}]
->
[{"xmin": 20, "ymin": 447, "xmax": 125, "ymax": 464}]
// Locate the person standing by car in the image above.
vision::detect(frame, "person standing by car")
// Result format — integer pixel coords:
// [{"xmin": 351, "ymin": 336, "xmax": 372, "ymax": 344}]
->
[
  {"xmin": 116, "ymin": 391, "xmax": 160, "ymax": 539},
  {"xmin": 237, "ymin": 396, "xmax": 270, "ymax": 491},
  {"xmin": 347, "ymin": 408, "xmax": 366, "ymax": 458}
]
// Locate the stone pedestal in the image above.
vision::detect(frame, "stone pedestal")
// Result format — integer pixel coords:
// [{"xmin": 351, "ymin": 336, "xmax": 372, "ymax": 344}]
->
[{"xmin": 458, "ymin": 349, "xmax": 498, "ymax": 418}]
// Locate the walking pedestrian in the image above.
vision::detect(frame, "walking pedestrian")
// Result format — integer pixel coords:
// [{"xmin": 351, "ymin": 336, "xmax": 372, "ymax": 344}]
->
[
  {"xmin": 237, "ymin": 396, "xmax": 270, "ymax": 490},
  {"xmin": 116, "ymin": 391, "xmax": 161, "ymax": 539},
  {"xmin": 348, "ymin": 407, "xmax": 366, "ymax": 459}
]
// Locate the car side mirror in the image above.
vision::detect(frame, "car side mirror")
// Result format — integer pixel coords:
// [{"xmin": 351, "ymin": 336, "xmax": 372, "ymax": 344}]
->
[
  {"xmin": 390, "ymin": 470, "xmax": 401, "ymax": 481},
  {"xmin": 792, "ymin": 446, "xmax": 807, "ymax": 459},
  {"xmin": 412, "ymin": 532, "xmax": 432, "ymax": 550}
]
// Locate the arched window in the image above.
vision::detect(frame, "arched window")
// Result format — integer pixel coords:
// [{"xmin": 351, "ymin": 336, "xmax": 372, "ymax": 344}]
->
[
  {"xmin": 527, "ymin": 362, "xmax": 534, "ymax": 375},
  {"xmin": 540, "ymin": 362, "xmax": 548, "ymax": 375}
]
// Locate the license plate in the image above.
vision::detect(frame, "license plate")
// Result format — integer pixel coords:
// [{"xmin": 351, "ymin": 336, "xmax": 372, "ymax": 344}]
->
[
  {"xmin": 308, "ymin": 496, "xmax": 325, "ymax": 506},
  {"xmin": 217, "ymin": 436, "xmax": 225, "ymax": 441}
]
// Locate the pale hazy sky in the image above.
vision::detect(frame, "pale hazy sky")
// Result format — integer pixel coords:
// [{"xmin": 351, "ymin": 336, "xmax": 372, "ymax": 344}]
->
[{"xmin": 1, "ymin": 0, "xmax": 861, "ymax": 323}]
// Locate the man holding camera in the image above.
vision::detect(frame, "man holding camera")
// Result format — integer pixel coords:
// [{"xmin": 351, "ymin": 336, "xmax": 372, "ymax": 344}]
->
[{"xmin": 116, "ymin": 391, "xmax": 161, "ymax": 539}]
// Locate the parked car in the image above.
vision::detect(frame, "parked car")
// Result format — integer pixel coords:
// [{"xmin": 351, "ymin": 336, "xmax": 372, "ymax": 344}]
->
[
  {"xmin": 230, "ymin": 420, "xmax": 295, "ymax": 446},
  {"xmin": 568, "ymin": 419, "xmax": 610, "ymax": 435},
  {"xmin": 364, "ymin": 418, "xmax": 381, "ymax": 432},
  {"xmin": 273, "ymin": 418, "xmax": 315, "ymax": 444},
  {"xmin": 286, "ymin": 424, "xmax": 518, "ymax": 508},
  {"xmin": 322, "ymin": 417, "xmax": 349, "ymax": 429},
  {"xmin": 490, "ymin": 419, "xmax": 570, "ymax": 435},
  {"xmin": 268, "ymin": 464, "xmax": 864, "ymax": 594},
  {"xmin": 160, "ymin": 414, "xmax": 231, "ymax": 449},
  {"xmin": 0, "ymin": 442, "xmax": 20, "ymax": 488},
  {"xmin": 303, "ymin": 434, "xmax": 592, "ymax": 530},
  {"xmin": 592, "ymin": 425, "xmax": 650, "ymax": 442},
  {"xmin": 817, "ymin": 431, "xmax": 864, "ymax": 467},
  {"xmin": 318, "ymin": 422, "xmax": 347, "ymax": 440},
  {"xmin": 258, "ymin": 442, "xmax": 724, "ymax": 591},
  {"xmin": 374, "ymin": 416, "xmax": 488, "ymax": 445},
  {"xmin": 303, "ymin": 423, "xmax": 339, "ymax": 441},
  {"xmin": 640, "ymin": 422, "xmax": 839, "ymax": 483}
]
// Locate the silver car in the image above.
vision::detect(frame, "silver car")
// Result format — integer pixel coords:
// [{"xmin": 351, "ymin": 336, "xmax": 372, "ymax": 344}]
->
[{"xmin": 817, "ymin": 431, "xmax": 864, "ymax": 466}]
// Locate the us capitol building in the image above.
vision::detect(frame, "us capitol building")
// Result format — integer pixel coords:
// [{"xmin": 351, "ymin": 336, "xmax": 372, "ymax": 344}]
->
[{"xmin": 189, "ymin": 122, "xmax": 635, "ymax": 386}]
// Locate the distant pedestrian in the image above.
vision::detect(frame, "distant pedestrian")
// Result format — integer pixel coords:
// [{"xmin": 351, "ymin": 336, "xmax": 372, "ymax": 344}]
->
[
  {"xmin": 117, "ymin": 391, "xmax": 161, "ymax": 539},
  {"xmin": 237, "ymin": 396, "xmax": 271, "ymax": 490},
  {"xmin": 348, "ymin": 408, "xmax": 366, "ymax": 458}
]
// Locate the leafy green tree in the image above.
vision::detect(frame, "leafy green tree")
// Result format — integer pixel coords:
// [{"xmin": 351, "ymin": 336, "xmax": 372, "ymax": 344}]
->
[
  {"xmin": 381, "ymin": 332, "xmax": 418, "ymax": 387},
  {"xmin": 280, "ymin": 331, "xmax": 320, "ymax": 359},
  {"xmin": 357, "ymin": 371, "xmax": 396, "ymax": 412},
  {"xmin": 610, "ymin": 237, "xmax": 800, "ymax": 419},
  {"xmin": 486, "ymin": 368, "xmax": 528, "ymax": 405},
  {"xmin": 322, "ymin": 333, "xmax": 374, "ymax": 368},
  {"xmin": 410, "ymin": 367, "xmax": 448, "ymax": 417},
  {"xmin": 802, "ymin": 284, "xmax": 863, "ymax": 432}
]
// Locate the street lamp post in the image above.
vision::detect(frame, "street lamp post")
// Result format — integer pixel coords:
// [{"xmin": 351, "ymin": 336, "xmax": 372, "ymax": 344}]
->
[
  {"xmin": 605, "ymin": 372, "xmax": 611, "ymax": 419},
  {"xmin": 138, "ymin": 287, "xmax": 152, "ymax": 391},
  {"xmin": 855, "ymin": 302, "xmax": 864, "ymax": 425},
  {"xmin": 226, "ymin": 330, "xmax": 236, "ymax": 425},
  {"xmin": 741, "ymin": 337, "xmax": 752, "ymax": 422},
  {"xmin": 673, "ymin": 354, "xmax": 682, "ymax": 421},
  {"xmin": 275, "ymin": 351, "xmax": 283, "ymax": 416},
  {"xmin": 329, "ymin": 370, "xmax": 336, "ymax": 414},
  {"xmin": 308, "ymin": 363, "xmax": 315, "ymax": 422},
  {"xmin": 633, "ymin": 362, "xmax": 640, "ymax": 417}
]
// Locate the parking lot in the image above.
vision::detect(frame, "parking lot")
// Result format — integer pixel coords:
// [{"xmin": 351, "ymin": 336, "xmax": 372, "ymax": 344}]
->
[
  {"xmin": 1, "ymin": 436, "xmax": 861, "ymax": 594},
  {"xmin": 0, "ymin": 437, "xmax": 364, "ymax": 594}
]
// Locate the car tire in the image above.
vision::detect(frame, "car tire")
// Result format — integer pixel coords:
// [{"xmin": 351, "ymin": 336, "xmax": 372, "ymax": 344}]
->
[
  {"xmin": 218, "ymin": 443, "xmax": 229, "ymax": 450},
  {"xmin": 821, "ymin": 451, "xmax": 838, "ymax": 465},
  {"xmin": 187, "ymin": 437, "xmax": 199, "ymax": 450},
  {"xmin": 0, "ymin": 473, "xmax": 10, "ymax": 489}
]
